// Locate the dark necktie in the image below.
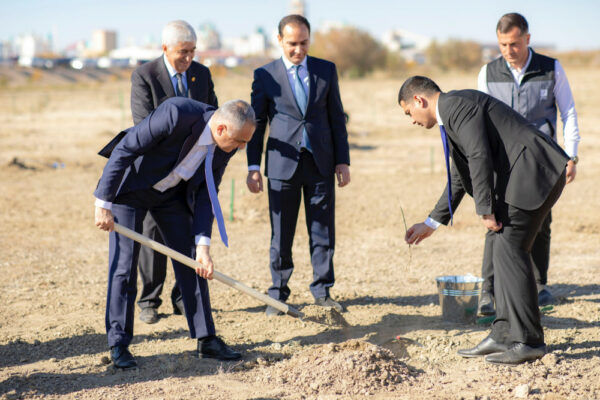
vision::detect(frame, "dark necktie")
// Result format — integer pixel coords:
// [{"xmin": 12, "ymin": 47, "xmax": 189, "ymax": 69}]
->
[
  {"xmin": 205, "ymin": 145, "xmax": 228, "ymax": 247},
  {"xmin": 440, "ymin": 126, "xmax": 453, "ymax": 225},
  {"xmin": 293, "ymin": 65, "xmax": 311, "ymax": 152},
  {"xmin": 175, "ymin": 73, "xmax": 186, "ymax": 97}
]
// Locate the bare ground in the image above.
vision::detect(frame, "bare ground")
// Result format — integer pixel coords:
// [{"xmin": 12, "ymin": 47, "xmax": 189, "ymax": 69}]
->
[{"xmin": 0, "ymin": 68, "xmax": 599, "ymax": 399}]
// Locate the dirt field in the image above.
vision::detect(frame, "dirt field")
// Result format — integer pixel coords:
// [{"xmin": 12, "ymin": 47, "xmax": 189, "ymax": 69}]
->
[{"xmin": 0, "ymin": 67, "xmax": 599, "ymax": 399}]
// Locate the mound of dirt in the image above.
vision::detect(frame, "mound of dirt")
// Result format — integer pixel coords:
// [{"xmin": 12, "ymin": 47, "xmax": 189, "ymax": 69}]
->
[
  {"xmin": 300, "ymin": 304, "xmax": 350, "ymax": 327},
  {"xmin": 254, "ymin": 340, "xmax": 415, "ymax": 396}
]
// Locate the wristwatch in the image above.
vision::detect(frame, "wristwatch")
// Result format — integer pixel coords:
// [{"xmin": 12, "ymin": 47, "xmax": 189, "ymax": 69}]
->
[{"xmin": 570, "ymin": 155, "xmax": 579, "ymax": 164}]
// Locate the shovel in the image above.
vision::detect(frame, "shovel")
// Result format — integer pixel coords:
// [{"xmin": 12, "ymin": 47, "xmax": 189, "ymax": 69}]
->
[{"xmin": 113, "ymin": 222, "xmax": 304, "ymax": 319}]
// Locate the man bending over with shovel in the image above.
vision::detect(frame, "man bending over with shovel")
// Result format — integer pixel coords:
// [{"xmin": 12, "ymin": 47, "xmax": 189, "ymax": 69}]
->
[{"xmin": 94, "ymin": 97, "xmax": 255, "ymax": 368}]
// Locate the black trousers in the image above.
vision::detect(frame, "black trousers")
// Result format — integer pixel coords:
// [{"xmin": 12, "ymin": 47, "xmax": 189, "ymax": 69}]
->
[
  {"xmin": 267, "ymin": 151, "xmax": 336, "ymax": 302},
  {"xmin": 489, "ymin": 171, "xmax": 565, "ymax": 345},
  {"xmin": 136, "ymin": 214, "xmax": 182, "ymax": 310},
  {"xmin": 481, "ymin": 211, "xmax": 552, "ymax": 293}
]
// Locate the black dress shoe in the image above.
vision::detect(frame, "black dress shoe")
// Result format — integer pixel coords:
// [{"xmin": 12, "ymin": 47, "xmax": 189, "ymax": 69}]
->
[
  {"xmin": 457, "ymin": 336, "xmax": 509, "ymax": 358},
  {"xmin": 110, "ymin": 345, "xmax": 137, "ymax": 369},
  {"xmin": 139, "ymin": 307, "xmax": 159, "ymax": 324},
  {"xmin": 198, "ymin": 336, "xmax": 242, "ymax": 361},
  {"xmin": 172, "ymin": 300, "xmax": 185, "ymax": 316},
  {"xmin": 485, "ymin": 342, "xmax": 546, "ymax": 365},
  {"xmin": 538, "ymin": 288, "xmax": 555, "ymax": 306},
  {"xmin": 478, "ymin": 291, "xmax": 496, "ymax": 316},
  {"xmin": 315, "ymin": 296, "xmax": 344, "ymax": 312}
]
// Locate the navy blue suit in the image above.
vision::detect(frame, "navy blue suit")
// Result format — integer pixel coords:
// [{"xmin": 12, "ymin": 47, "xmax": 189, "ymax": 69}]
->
[
  {"xmin": 247, "ymin": 56, "xmax": 350, "ymax": 301},
  {"xmin": 95, "ymin": 97, "xmax": 234, "ymax": 347}
]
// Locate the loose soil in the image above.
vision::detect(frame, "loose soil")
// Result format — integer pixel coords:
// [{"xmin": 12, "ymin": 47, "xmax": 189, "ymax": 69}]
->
[{"xmin": 0, "ymin": 68, "xmax": 598, "ymax": 399}]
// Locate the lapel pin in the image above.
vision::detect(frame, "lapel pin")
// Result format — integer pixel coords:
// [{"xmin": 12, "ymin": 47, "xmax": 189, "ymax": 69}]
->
[{"xmin": 191, "ymin": 76, "xmax": 196, "ymax": 82}]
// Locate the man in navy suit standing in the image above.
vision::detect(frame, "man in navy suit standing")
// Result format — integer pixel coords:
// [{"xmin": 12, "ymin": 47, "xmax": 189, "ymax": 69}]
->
[
  {"xmin": 130, "ymin": 20, "xmax": 219, "ymax": 324},
  {"xmin": 246, "ymin": 15, "xmax": 351, "ymax": 316},
  {"xmin": 94, "ymin": 98, "xmax": 255, "ymax": 368}
]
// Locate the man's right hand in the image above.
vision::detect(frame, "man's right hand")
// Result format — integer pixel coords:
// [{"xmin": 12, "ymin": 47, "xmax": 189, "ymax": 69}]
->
[
  {"xmin": 405, "ymin": 223, "xmax": 435, "ymax": 245},
  {"xmin": 95, "ymin": 206, "xmax": 114, "ymax": 231},
  {"xmin": 246, "ymin": 170, "xmax": 263, "ymax": 193}
]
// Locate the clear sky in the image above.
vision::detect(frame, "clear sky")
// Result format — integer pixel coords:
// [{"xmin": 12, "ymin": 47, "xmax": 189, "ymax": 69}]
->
[{"xmin": 1, "ymin": 0, "xmax": 599, "ymax": 51}]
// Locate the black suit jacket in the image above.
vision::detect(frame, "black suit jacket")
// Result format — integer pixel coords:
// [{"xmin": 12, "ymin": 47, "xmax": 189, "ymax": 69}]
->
[
  {"xmin": 131, "ymin": 56, "xmax": 218, "ymax": 124},
  {"xmin": 99, "ymin": 57, "xmax": 218, "ymax": 159},
  {"xmin": 247, "ymin": 56, "xmax": 350, "ymax": 180},
  {"xmin": 430, "ymin": 90, "xmax": 569, "ymax": 224},
  {"xmin": 94, "ymin": 98, "xmax": 234, "ymax": 238}
]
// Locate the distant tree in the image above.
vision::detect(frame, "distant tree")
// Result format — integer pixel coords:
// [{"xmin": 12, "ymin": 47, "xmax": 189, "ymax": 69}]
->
[
  {"xmin": 311, "ymin": 27, "xmax": 386, "ymax": 77},
  {"xmin": 426, "ymin": 39, "xmax": 482, "ymax": 71}
]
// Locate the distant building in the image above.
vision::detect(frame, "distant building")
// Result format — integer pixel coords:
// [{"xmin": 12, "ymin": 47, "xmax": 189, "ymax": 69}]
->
[
  {"xmin": 16, "ymin": 34, "xmax": 50, "ymax": 58},
  {"xmin": 197, "ymin": 23, "xmax": 221, "ymax": 51},
  {"xmin": 382, "ymin": 29, "xmax": 431, "ymax": 64},
  {"xmin": 109, "ymin": 46, "xmax": 162, "ymax": 64},
  {"xmin": 0, "ymin": 40, "xmax": 16, "ymax": 60},
  {"xmin": 91, "ymin": 30, "xmax": 117, "ymax": 56},
  {"xmin": 223, "ymin": 28, "xmax": 268, "ymax": 57},
  {"xmin": 290, "ymin": 0, "xmax": 306, "ymax": 16}
]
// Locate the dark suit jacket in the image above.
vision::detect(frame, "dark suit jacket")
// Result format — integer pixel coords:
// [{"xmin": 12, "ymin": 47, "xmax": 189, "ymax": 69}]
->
[
  {"xmin": 247, "ymin": 56, "xmax": 350, "ymax": 180},
  {"xmin": 94, "ymin": 98, "xmax": 235, "ymax": 238},
  {"xmin": 430, "ymin": 90, "xmax": 569, "ymax": 225},
  {"xmin": 131, "ymin": 56, "xmax": 218, "ymax": 124},
  {"xmin": 99, "ymin": 58, "xmax": 218, "ymax": 159}
]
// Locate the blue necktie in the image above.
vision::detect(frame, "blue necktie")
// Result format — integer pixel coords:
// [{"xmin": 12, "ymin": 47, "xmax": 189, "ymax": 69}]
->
[
  {"xmin": 205, "ymin": 145, "xmax": 228, "ymax": 247},
  {"xmin": 440, "ymin": 126, "xmax": 453, "ymax": 225},
  {"xmin": 175, "ymin": 73, "xmax": 186, "ymax": 97},
  {"xmin": 293, "ymin": 65, "xmax": 311, "ymax": 152}
]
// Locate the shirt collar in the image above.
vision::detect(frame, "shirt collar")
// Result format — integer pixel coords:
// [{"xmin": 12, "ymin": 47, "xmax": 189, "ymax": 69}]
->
[
  {"xmin": 435, "ymin": 98, "xmax": 443, "ymax": 126},
  {"xmin": 197, "ymin": 118, "xmax": 214, "ymax": 146},
  {"xmin": 506, "ymin": 48, "xmax": 532, "ymax": 74},
  {"xmin": 163, "ymin": 53, "xmax": 186, "ymax": 79},
  {"xmin": 281, "ymin": 55, "xmax": 308, "ymax": 71}
]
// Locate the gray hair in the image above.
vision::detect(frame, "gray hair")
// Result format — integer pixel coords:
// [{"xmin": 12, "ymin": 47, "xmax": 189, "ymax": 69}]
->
[
  {"xmin": 215, "ymin": 100, "xmax": 256, "ymax": 132},
  {"xmin": 162, "ymin": 20, "xmax": 197, "ymax": 47}
]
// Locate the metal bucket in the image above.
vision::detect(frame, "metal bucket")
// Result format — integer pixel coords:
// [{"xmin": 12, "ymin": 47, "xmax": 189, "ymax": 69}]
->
[{"xmin": 435, "ymin": 275, "xmax": 483, "ymax": 323}]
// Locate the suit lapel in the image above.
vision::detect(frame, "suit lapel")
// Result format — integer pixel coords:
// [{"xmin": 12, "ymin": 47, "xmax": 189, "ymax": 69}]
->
[
  {"xmin": 157, "ymin": 58, "xmax": 176, "ymax": 98},
  {"xmin": 186, "ymin": 63, "xmax": 197, "ymax": 99},
  {"xmin": 306, "ymin": 56, "xmax": 316, "ymax": 114}
]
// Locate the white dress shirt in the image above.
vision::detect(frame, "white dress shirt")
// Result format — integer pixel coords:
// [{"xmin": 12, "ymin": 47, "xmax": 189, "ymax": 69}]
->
[
  {"xmin": 477, "ymin": 50, "xmax": 580, "ymax": 157},
  {"xmin": 248, "ymin": 56, "xmax": 310, "ymax": 172}
]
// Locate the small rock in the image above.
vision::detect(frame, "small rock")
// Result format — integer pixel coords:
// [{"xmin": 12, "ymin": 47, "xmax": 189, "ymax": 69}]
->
[
  {"xmin": 514, "ymin": 383, "xmax": 530, "ymax": 398},
  {"xmin": 541, "ymin": 353, "xmax": 558, "ymax": 366},
  {"xmin": 100, "ymin": 356, "xmax": 111, "ymax": 365},
  {"xmin": 271, "ymin": 342, "xmax": 282, "ymax": 350}
]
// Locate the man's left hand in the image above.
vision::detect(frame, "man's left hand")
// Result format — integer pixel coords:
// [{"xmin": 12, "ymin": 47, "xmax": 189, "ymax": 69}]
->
[
  {"xmin": 481, "ymin": 214, "xmax": 502, "ymax": 232},
  {"xmin": 335, "ymin": 164, "xmax": 351, "ymax": 187},
  {"xmin": 195, "ymin": 245, "xmax": 214, "ymax": 280},
  {"xmin": 566, "ymin": 160, "xmax": 577, "ymax": 184}
]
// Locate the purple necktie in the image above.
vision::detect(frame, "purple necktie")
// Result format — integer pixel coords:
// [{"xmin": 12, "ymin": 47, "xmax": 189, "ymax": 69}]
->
[
  {"xmin": 440, "ymin": 126, "xmax": 453, "ymax": 225},
  {"xmin": 205, "ymin": 146, "xmax": 228, "ymax": 247}
]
